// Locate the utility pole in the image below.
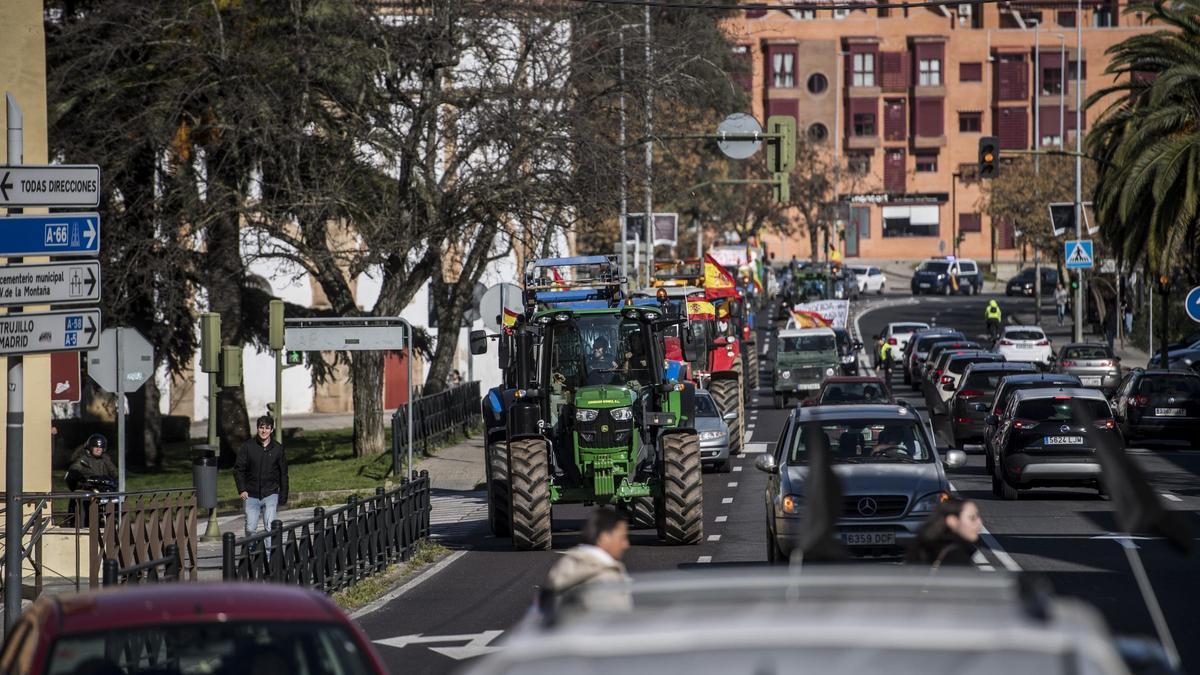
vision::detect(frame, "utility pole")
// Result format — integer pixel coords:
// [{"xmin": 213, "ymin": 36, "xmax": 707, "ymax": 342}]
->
[
  {"xmin": 618, "ymin": 28, "xmax": 628, "ymax": 281},
  {"xmin": 642, "ymin": 5, "xmax": 654, "ymax": 287},
  {"xmin": 1073, "ymin": 0, "xmax": 1085, "ymax": 342},
  {"xmin": 4, "ymin": 92, "xmax": 23, "ymax": 633}
]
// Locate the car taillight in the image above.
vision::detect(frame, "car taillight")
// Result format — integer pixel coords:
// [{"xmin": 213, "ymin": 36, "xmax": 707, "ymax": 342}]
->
[
  {"xmin": 888, "ymin": 337, "xmax": 897, "ymax": 345},
  {"xmin": 1098, "ymin": 360, "xmax": 1112, "ymax": 367},
  {"xmin": 994, "ymin": 406, "xmax": 1004, "ymax": 415},
  {"xmin": 934, "ymin": 369, "xmax": 943, "ymax": 377},
  {"xmin": 1131, "ymin": 395, "xmax": 1149, "ymax": 407},
  {"xmin": 957, "ymin": 417, "xmax": 972, "ymax": 424},
  {"xmin": 1013, "ymin": 418, "xmax": 1038, "ymax": 430},
  {"xmin": 1094, "ymin": 418, "xmax": 1116, "ymax": 430},
  {"xmin": 1036, "ymin": 339, "xmax": 1050, "ymax": 346},
  {"xmin": 999, "ymin": 339, "xmax": 1015, "ymax": 346},
  {"xmin": 959, "ymin": 389, "xmax": 984, "ymax": 399},
  {"xmin": 1061, "ymin": 360, "xmax": 1075, "ymax": 367},
  {"xmin": 940, "ymin": 376, "xmax": 953, "ymax": 385}
]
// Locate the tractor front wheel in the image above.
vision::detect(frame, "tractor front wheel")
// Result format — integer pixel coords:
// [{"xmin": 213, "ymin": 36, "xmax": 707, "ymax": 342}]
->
[
  {"xmin": 709, "ymin": 377, "xmax": 744, "ymax": 455},
  {"xmin": 626, "ymin": 496, "xmax": 656, "ymax": 529},
  {"xmin": 486, "ymin": 443, "xmax": 511, "ymax": 537},
  {"xmin": 747, "ymin": 345, "xmax": 761, "ymax": 392},
  {"xmin": 658, "ymin": 432, "xmax": 704, "ymax": 545},
  {"xmin": 509, "ymin": 438, "xmax": 552, "ymax": 550}
]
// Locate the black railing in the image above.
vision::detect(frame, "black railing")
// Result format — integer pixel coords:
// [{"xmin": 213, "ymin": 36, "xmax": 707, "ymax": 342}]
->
[
  {"xmin": 102, "ymin": 544, "xmax": 182, "ymax": 587},
  {"xmin": 392, "ymin": 380, "xmax": 481, "ymax": 476},
  {"xmin": 221, "ymin": 473, "xmax": 431, "ymax": 593}
]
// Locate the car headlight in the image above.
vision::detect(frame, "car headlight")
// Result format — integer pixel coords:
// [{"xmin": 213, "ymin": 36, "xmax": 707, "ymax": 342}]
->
[
  {"xmin": 780, "ymin": 370, "xmax": 791, "ymax": 379},
  {"xmin": 699, "ymin": 430, "xmax": 725, "ymax": 441},
  {"xmin": 841, "ymin": 355, "xmax": 855, "ymax": 363},
  {"xmin": 781, "ymin": 494, "xmax": 804, "ymax": 515},
  {"xmin": 575, "ymin": 408, "xmax": 599, "ymax": 422},
  {"xmin": 609, "ymin": 407, "xmax": 633, "ymax": 421},
  {"xmin": 936, "ymin": 273, "xmax": 946, "ymax": 280},
  {"xmin": 910, "ymin": 491, "xmax": 951, "ymax": 514},
  {"xmin": 825, "ymin": 367, "xmax": 836, "ymax": 377}
]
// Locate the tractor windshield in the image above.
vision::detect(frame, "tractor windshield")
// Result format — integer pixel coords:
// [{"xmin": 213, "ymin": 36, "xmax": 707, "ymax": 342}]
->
[{"xmin": 548, "ymin": 314, "xmax": 653, "ymax": 389}]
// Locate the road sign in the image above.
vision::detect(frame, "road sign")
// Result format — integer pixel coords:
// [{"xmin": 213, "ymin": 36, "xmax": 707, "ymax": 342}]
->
[
  {"xmin": 1186, "ymin": 286, "xmax": 1200, "ymax": 324},
  {"xmin": 285, "ymin": 317, "xmax": 408, "ymax": 351},
  {"xmin": 624, "ymin": 213, "xmax": 678, "ymax": 245},
  {"xmin": 0, "ymin": 308, "xmax": 99, "ymax": 356},
  {"xmin": 1064, "ymin": 240, "xmax": 1094, "ymax": 269},
  {"xmin": 51, "ymin": 351, "xmax": 80, "ymax": 403},
  {"xmin": 87, "ymin": 327, "xmax": 154, "ymax": 393},
  {"xmin": 0, "ymin": 213, "xmax": 100, "ymax": 257},
  {"xmin": 0, "ymin": 165, "xmax": 100, "ymax": 207},
  {"xmin": 1099, "ymin": 258, "xmax": 1117, "ymax": 274},
  {"xmin": 716, "ymin": 113, "xmax": 762, "ymax": 160},
  {"xmin": 480, "ymin": 282, "xmax": 523, "ymax": 332},
  {"xmin": 0, "ymin": 261, "xmax": 100, "ymax": 306}
]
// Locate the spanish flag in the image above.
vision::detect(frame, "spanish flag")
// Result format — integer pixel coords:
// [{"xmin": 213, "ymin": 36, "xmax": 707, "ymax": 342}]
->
[
  {"xmin": 687, "ymin": 300, "xmax": 716, "ymax": 321},
  {"xmin": 502, "ymin": 307, "xmax": 520, "ymax": 327},
  {"xmin": 703, "ymin": 254, "xmax": 738, "ymax": 300}
]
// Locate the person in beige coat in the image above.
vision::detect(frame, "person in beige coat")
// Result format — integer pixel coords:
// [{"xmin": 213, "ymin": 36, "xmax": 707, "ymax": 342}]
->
[{"xmin": 542, "ymin": 508, "xmax": 631, "ymax": 613}]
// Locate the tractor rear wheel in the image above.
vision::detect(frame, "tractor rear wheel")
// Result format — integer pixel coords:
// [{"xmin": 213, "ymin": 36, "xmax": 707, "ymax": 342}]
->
[
  {"xmin": 486, "ymin": 443, "xmax": 511, "ymax": 537},
  {"xmin": 709, "ymin": 377, "xmax": 743, "ymax": 455},
  {"xmin": 659, "ymin": 432, "xmax": 704, "ymax": 545},
  {"xmin": 508, "ymin": 438, "xmax": 552, "ymax": 550}
]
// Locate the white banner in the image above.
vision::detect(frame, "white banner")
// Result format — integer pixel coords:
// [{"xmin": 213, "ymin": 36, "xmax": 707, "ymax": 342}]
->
[{"xmin": 792, "ymin": 300, "xmax": 850, "ymax": 329}]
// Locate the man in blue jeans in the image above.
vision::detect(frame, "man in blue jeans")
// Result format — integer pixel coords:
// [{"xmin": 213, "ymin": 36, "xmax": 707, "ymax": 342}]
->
[{"xmin": 234, "ymin": 415, "xmax": 289, "ymax": 555}]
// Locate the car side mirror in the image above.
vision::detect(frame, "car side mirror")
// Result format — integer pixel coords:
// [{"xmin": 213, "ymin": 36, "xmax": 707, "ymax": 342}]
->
[
  {"xmin": 972, "ymin": 403, "xmax": 988, "ymax": 412},
  {"xmin": 754, "ymin": 454, "xmax": 778, "ymax": 473},
  {"xmin": 942, "ymin": 449, "xmax": 967, "ymax": 469},
  {"xmin": 469, "ymin": 329, "xmax": 489, "ymax": 356},
  {"xmin": 984, "ymin": 414, "xmax": 999, "ymax": 426},
  {"xmin": 722, "ymin": 411, "xmax": 737, "ymax": 421}
]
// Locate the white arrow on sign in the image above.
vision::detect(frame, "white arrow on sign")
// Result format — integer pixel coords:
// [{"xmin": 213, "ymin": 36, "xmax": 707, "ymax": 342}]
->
[
  {"xmin": 374, "ymin": 630, "xmax": 503, "ymax": 661},
  {"xmin": 83, "ymin": 217, "xmax": 96, "ymax": 249}
]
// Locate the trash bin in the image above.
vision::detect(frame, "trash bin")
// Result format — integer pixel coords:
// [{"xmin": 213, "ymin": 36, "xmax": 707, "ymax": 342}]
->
[{"xmin": 192, "ymin": 445, "xmax": 219, "ymax": 510}]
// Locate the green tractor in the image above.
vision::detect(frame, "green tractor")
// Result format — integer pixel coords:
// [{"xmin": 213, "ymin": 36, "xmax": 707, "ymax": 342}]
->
[{"xmin": 472, "ymin": 304, "xmax": 705, "ymax": 550}]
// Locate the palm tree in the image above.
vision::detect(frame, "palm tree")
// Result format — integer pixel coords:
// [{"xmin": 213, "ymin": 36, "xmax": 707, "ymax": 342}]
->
[{"xmin": 1086, "ymin": 0, "xmax": 1200, "ymax": 280}]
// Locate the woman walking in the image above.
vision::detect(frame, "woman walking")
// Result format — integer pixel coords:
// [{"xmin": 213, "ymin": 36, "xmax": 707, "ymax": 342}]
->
[{"xmin": 906, "ymin": 496, "xmax": 983, "ymax": 569}]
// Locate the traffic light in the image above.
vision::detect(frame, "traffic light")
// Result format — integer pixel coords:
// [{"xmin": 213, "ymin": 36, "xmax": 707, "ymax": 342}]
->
[
  {"xmin": 772, "ymin": 172, "xmax": 790, "ymax": 204},
  {"xmin": 1156, "ymin": 274, "xmax": 1171, "ymax": 294},
  {"xmin": 286, "ymin": 350, "xmax": 303, "ymax": 366},
  {"xmin": 978, "ymin": 136, "xmax": 999, "ymax": 178},
  {"xmin": 268, "ymin": 299, "xmax": 285, "ymax": 351},
  {"xmin": 220, "ymin": 345, "xmax": 243, "ymax": 388},
  {"xmin": 1070, "ymin": 278, "xmax": 1080, "ymax": 291},
  {"xmin": 766, "ymin": 115, "xmax": 796, "ymax": 174},
  {"xmin": 200, "ymin": 313, "xmax": 221, "ymax": 374}
]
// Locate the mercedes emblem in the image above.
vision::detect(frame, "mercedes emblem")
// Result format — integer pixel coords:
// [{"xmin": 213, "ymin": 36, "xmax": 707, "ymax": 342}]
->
[{"xmin": 856, "ymin": 497, "xmax": 878, "ymax": 516}]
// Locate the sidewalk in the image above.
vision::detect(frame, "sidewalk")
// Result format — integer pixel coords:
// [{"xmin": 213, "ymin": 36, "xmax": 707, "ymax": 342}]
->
[{"xmin": 189, "ymin": 411, "xmax": 362, "ymax": 439}]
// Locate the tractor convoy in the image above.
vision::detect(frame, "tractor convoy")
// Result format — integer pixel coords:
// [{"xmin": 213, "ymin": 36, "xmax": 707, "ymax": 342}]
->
[{"xmin": 474, "ymin": 254, "xmax": 768, "ymax": 551}]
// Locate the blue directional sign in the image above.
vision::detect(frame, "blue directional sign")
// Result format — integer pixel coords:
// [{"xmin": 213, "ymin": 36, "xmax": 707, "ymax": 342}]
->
[
  {"xmin": 0, "ymin": 213, "xmax": 99, "ymax": 257},
  {"xmin": 1186, "ymin": 286, "xmax": 1200, "ymax": 324},
  {"xmin": 1064, "ymin": 239, "xmax": 1094, "ymax": 270}
]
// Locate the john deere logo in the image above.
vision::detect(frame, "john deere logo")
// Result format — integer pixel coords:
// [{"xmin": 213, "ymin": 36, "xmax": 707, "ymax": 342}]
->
[{"xmin": 601, "ymin": 425, "xmax": 609, "ymax": 432}]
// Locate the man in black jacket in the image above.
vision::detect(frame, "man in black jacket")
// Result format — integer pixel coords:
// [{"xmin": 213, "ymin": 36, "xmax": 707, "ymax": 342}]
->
[{"xmin": 234, "ymin": 415, "xmax": 289, "ymax": 554}]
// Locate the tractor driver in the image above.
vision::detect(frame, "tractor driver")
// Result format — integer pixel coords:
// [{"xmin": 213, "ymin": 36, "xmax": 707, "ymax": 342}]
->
[{"xmin": 587, "ymin": 335, "xmax": 620, "ymax": 385}]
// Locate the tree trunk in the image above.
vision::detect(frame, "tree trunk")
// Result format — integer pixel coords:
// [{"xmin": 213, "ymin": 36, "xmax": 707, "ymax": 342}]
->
[
  {"xmin": 140, "ymin": 376, "xmax": 163, "ymax": 469},
  {"xmin": 808, "ymin": 226, "xmax": 820, "ymax": 262},
  {"xmin": 350, "ymin": 350, "xmax": 386, "ymax": 457}
]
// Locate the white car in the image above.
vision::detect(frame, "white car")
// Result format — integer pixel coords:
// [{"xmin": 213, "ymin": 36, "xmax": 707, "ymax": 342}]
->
[
  {"xmin": 994, "ymin": 325, "xmax": 1054, "ymax": 366},
  {"xmin": 885, "ymin": 321, "xmax": 931, "ymax": 354},
  {"xmin": 850, "ymin": 265, "xmax": 887, "ymax": 294}
]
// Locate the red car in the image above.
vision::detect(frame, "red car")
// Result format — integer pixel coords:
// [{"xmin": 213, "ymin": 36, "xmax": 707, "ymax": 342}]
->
[
  {"xmin": 808, "ymin": 376, "xmax": 895, "ymax": 406},
  {"xmin": 0, "ymin": 583, "xmax": 387, "ymax": 674}
]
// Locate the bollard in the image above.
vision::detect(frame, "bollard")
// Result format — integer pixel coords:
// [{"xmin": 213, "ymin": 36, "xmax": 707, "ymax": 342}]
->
[
  {"xmin": 164, "ymin": 544, "xmax": 181, "ymax": 582},
  {"xmin": 270, "ymin": 520, "xmax": 284, "ymax": 581},
  {"xmin": 221, "ymin": 532, "xmax": 236, "ymax": 580},
  {"xmin": 102, "ymin": 559, "xmax": 118, "ymax": 587}
]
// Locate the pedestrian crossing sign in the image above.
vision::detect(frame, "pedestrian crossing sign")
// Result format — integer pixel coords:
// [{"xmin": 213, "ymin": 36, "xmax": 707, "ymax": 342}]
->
[{"xmin": 1064, "ymin": 240, "xmax": 1094, "ymax": 269}]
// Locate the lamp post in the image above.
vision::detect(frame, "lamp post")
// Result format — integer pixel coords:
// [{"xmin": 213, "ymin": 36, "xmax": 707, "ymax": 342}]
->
[{"xmin": 1073, "ymin": 0, "xmax": 1085, "ymax": 343}]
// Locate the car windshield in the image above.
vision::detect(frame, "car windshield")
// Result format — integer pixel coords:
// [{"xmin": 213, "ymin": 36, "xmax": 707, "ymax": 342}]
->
[
  {"xmin": 948, "ymin": 356, "xmax": 998, "ymax": 374},
  {"xmin": 1062, "ymin": 346, "xmax": 1112, "ymax": 360},
  {"xmin": 965, "ymin": 371, "xmax": 1026, "ymax": 391},
  {"xmin": 891, "ymin": 323, "xmax": 927, "ymax": 334},
  {"xmin": 1016, "ymin": 398, "xmax": 1111, "ymax": 422},
  {"xmin": 787, "ymin": 422, "xmax": 932, "ymax": 463},
  {"xmin": 781, "ymin": 335, "xmax": 836, "ymax": 352},
  {"xmin": 46, "ymin": 621, "xmax": 375, "ymax": 675},
  {"xmin": 1136, "ymin": 376, "xmax": 1200, "ymax": 397},
  {"xmin": 696, "ymin": 394, "xmax": 720, "ymax": 417},
  {"xmin": 1005, "ymin": 330, "xmax": 1044, "ymax": 341},
  {"xmin": 916, "ymin": 334, "xmax": 964, "ymax": 353},
  {"xmin": 819, "ymin": 382, "xmax": 889, "ymax": 403},
  {"xmin": 917, "ymin": 261, "xmax": 950, "ymax": 273}
]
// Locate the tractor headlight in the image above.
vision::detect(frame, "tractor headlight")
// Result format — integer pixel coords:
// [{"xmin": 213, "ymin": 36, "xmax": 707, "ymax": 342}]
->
[
  {"xmin": 699, "ymin": 430, "xmax": 725, "ymax": 441},
  {"xmin": 575, "ymin": 409, "xmax": 599, "ymax": 422},
  {"xmin": 825, "ymin": 367, "xmax": 836, "ymax": 377},
  {"xmin": 609, "ymin": 407, "xmax": 633, "ymax": 421},
  {"xmin": 780, "ymin": 370, "xmax": 791, "ymax": 379}
]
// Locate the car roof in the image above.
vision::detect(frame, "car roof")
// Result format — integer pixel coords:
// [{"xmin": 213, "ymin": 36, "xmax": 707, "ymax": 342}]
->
[
  {"xmin": 1012, "ymin": 387, "xmax": 1109, "ymax": 402},
  {"xmin": 821, "ymin": 376, "xmax": 886, "ymax": 385},
  {"xmin": 795, "ymin": 404, "xmax": 918, "ymax": 422},
  {"xmin": 945, "ymin": 351, "xmax": 1000, "ymax": 361},
  {"xmin": 43, "ymin": 583, "xmax": 345, "ymax": 635},
  {"xmin": 964, "ymin": 361, "xmax": 1035, "ymax": 373},
  {"xmin": 779, "ymin": 327, "xmax": 835, "ymax": 337},
  {"xmin": 1059, "ymin": 342, "xmax": 1111, "ymax": 350},
  {"xmin": 1000, "ymin": 373, "xmax": 1082, "ymax": 385},
  {"xmin": 1134, "ymin": 369, "xmax": 1200, "ymax": 378},
  {"xmin": 1003, "ymin": 324, "xmax": 1045, "ymax": 333}
]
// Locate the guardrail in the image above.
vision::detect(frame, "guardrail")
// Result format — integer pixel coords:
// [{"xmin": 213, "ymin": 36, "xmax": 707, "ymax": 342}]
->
[
  {"xmin": 392, "ymin": 381, "xmax": 481, "ymax": 476},
  {"xmin": 221, "ymin": 473, "xmax": 431, "ymax": 593}
]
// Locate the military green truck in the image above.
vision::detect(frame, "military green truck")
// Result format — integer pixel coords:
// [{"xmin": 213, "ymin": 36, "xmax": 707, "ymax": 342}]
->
[{"xmin": 772, "ymin": 327, "xmax": 842, "ymax": 408}]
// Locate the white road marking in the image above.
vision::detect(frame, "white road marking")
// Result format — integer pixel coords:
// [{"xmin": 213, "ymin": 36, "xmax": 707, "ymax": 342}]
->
[
  {"xmin": 722, "ymin": 497, "xmax": 734, "ymax": 504},
  {"xmin": 1162, "ymin": 493, "xmax": 1183, "ymax": 502},
  {"xmin": 708, "ymin": 534, "xmax": 722, "ymax": 542},
  {"xmin": 697, "ymin": 555, "xmax": 713, "ymax": 563},
  {"xmin": 744, "ymin": 443, "xmax": 768, "ymax": 454},
  {"xmin": 715, "ymin": 515, "xmax": 728, "ymax": 523},
  {"xmin": 733, "ymin": 466, "xmax": 743, "ymax": 472},
  {"xmin": 727, "ymin": 482, "xmax": 739, "ymax": 488},
  {"xmin": 374, "ymin": 630, "xmax": 504, "ymax": 660}
]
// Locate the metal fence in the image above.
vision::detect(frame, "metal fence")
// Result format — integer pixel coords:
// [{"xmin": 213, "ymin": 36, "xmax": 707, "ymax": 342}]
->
[
  {"xmin": 102, "ymin": 544, "xmax": 182, "ymax": 587},
  {"xmin": 221, "ymin": 473, "xmax": 431, "ymax": 593},
  {"xmin": 392, "ymin": 381, "xmax": 481, "ymax": 476}
]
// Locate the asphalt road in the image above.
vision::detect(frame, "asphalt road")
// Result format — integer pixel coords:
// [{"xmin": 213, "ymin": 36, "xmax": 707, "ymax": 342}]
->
[{"xmin": 360, "ymin": 292, "xmax": 1200, "ymax": 674}]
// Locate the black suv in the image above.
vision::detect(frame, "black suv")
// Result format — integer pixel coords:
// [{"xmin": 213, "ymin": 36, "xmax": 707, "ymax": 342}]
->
[
  {"xmin": 979, "ymin": 373, "xmax": 1082, "ymax": 475},
  {"xmin": 1111, "ymin": 369, "xmax": 1200, "ymax": 443},
  {"xmin": 1005, "ymin": 267, "xmax": 1059, "ymax": 297},
  {"xmin": 947, "ymin": 362, "xmax": 1039, "ymax": 449},
  {"xmin": 986, "ymin": 387, "xmax": 1117, "ymax": 500},
  {"xmin": 903, "ymin": 329, "xmax": 964, "ymax": 386}
]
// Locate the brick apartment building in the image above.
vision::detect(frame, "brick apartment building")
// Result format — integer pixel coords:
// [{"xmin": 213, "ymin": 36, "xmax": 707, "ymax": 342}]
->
[{"xmin": 723, "ymin": 1, "xmax": 1153, "ymax": 264}]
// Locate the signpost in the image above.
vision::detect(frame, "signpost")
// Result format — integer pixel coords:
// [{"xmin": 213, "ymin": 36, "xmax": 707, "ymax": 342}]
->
[
  {"xmin": 0, "ymin": 260, "xmax": 99, "ymax": 306},
  {"xmin": 1064, "ymin": 240, "xmax": 1094, "ymax": 270},
  {"xmin": 0, "ymin": 212, "xmax": 100, "ymax": 257},
  {"xmin": 0, "ymin": 164, "xmax": 100, "ymax": 207},
  {"xmin": 87, "ymin": 328, "xmax": 154, "ymax": 494},
  {"xmin": 1186, "ymin": 286, "xmax": 1200, "ymax": 324}
]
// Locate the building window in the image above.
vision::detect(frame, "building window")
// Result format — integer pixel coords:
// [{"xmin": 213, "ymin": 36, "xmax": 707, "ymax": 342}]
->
[
  {"xmin": 1042, "ymin": 67, "xmax": 1063, "ymax": 95},
  {"xmin": 959, "ymin": 111, "xmax": 982, "ymax": 133},
  {"xmin": 915, "ymin": 153, "xmax": 938, "ymax": 172},
  {"xmin": 833, "ymin": 8, "xmax": 849, "ymax": 19},
  {"xmin": 853, "ymin": 113, "xmax": 876, "ymax": 136},
  {"xmin": 883, "ymin": 204, "xmax": 939, "ymax": 237},
  {"xmin": 847, "ymin": 153, "xmax": 872, "ymax": 175},
  {"xmin": 958, "ymin": 213, "xmax": 982, "ymax": 233},
  {"xmin": 772, "ymin": 51, "xmax": 795, "ymax": 88},
  {"xmin": 788, "ymin": 9, "xmax": 816, "ymax": 19},
  {"xmin": 960, "ymin": 62, "xmax": 983, "ymax": 82},
  {"xmin": 1057, "ymin": 10, "xmax": 1076, "ymax": 26},
  {"xmin": 808, "ymin": 123, "xmax": 829, "ymax": 143},
  {"xmin": 1068, "ymin": 60, "xmax": 1087, "ymax": 80},
  {"xmin": 918, "ymin": 58, "xmax": 942, "ymax": 86},
  {"xmin": 807, "ymin": 73, "xmax": 829, "ymax": 95},
  {"xmin": 853, "ymin": 53, "xmax": 875, "ymax": 87},
  {"xmin": 1042, "ymin": 134, "xmax": 1063, "ymax": 147}
]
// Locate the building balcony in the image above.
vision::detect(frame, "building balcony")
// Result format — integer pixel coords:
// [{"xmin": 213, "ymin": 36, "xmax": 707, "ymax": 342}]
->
[
  {"xmin": 912, "ymin": 135, "xmax": 947, "ymax": 149},
  {"xmin": 847, "ymin": 135, "xmax": 881, "ymax": 149},
  {"xmin": 846, "ymin": 85, "xmax": 881, "ymax": 98}
]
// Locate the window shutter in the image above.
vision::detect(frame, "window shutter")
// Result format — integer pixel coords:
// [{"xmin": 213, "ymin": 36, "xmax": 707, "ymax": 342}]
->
[
  {"xmin": 1039, "ymin": 105, "xmax": 1062, "ymax": 136},
  {"xmin": 767, "ymin": 98, "xmax": 799, "ymax": 124},
  {"xmin": 884, "ymin": 99, "xmax": 906, "ymax": 140},
  {"xmin": 915, "ymin": 98, "xmax": 943, "ymax": 137},
  {"xmin": 997, "ymin": 106, "xmax": 1028, "ymax": 149},
  {"xmin": 881, "ymin": 52, "xmax": 905, "ymax": 89},
  {"xmin": 884, "ymin": 149, "xmax": 906, "ymax": 193},
  {"xmin": 958, "ymin": 213, "xmax": 982, "ymax": 233},
  {"xmin": 959, "ymin": 62, "xmax": 983, "ymax": 82},
  {"xmin": 746, "ymin": 9, "xmax": 768, "ymax": 18},
  {"xmin": 996, "ymin": 60, "xmax": 1028, "ymax": 100}
]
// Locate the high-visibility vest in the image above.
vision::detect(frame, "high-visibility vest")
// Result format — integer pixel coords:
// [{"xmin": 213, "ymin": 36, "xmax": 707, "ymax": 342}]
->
[
  {"xmin": 879, "ymin": 342, "xmax": 893, "ymax": 362},
  {"xmin": 985, "ymin": 304, "xmax": 1002, "ymax": 320}
]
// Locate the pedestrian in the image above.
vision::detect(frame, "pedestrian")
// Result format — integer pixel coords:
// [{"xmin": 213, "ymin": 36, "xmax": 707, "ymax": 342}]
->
[
  {"xmin": 872, "ymin": 334, "xmax": 885, "ymax": 369},
  {"xmin": 906, "ymin": 496, "xmax": 983, "ymax": 569},
  {"xmin": 1103, "ymin": 305, "xmax": 1117, "ymax": 350},
  {"xmin": 1123, "ymin": 303, "xmax": 1134, "ymax": 337},
  {"xmin": 1054, "ymin": 283, "xmax": 1069, "ymax": 326},
  {"xmin": 541, "ymin": 508, "xmax": 631, "ymax": 614},
  {"xmin": 447, "ymin": 369, "xmax": 463, "ymax": 387},
  {"xmin": 234, "ymin": 415, "xmax": 289, "ymax": 556}
]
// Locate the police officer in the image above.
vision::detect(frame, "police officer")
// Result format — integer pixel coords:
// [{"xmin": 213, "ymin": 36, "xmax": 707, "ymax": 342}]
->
[
  {"xmin": 65, "ymin": 434, "xmax": 117, "ymax": 491},
  {"xmin": 877, "ymin": 337, "xmax": 895, "ymax": 388},
  {"xmin": 985, "ymin": 300, "xmax": 1003, "ymax": 341}
]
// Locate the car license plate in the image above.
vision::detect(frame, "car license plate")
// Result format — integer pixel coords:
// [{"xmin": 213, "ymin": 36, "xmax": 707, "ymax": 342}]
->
[
  {"xmin": 1154, "ymin": 408, "xmax": 1186, "ymax": 417},
  {"xmin": 1080, "ymin": 376, "xmax": 1102, "ymax": 386},
  {"xmin": 1044, "ymin": 436, "xmax": 1084, "ymax": 445},
  {"xmin": 843, "ymin": 532, "xmax": 895, "ymax": 546},
  {"xmin": 919, "ymin": 283, "xmax": 930, "ymax": 288},
  {"xmin": 798, "ymin": 383, "xmax": 819, "ymax": 390}
]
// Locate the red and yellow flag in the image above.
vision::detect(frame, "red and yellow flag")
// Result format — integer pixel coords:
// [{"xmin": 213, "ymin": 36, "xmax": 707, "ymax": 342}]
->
[
  {"xmin": 703, "ymin": 254, "xmax": 738, "ymax": 300},
  {"xmin": 687, "ymin": 300, "xmax": 716, "ymax": 320}
]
